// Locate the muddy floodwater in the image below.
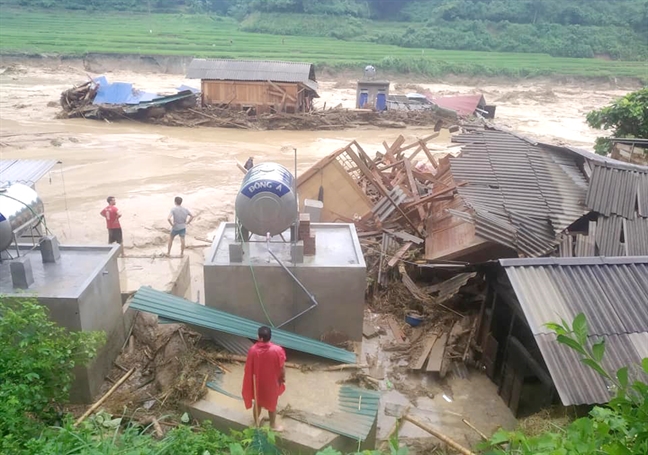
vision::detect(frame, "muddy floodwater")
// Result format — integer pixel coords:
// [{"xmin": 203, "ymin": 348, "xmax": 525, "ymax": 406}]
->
[{"xmin": 0, "ymin": 62, "xmax": 637, "ymax": 297}]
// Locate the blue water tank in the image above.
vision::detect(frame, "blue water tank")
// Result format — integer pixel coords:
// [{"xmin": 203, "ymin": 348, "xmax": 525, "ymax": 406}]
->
[{"xmin": 235, "ymin": 163, "xmax": 298, "ymax": 236}]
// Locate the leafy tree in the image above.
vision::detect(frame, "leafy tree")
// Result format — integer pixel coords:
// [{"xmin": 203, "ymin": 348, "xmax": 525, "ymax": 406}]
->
[
  {"xmin": 0, "ymin": 296, "xmax": 105, "ymax": 454},
  {"xmin": 586, "ymin": 88, "xmax": 648, "ymax": 155}
]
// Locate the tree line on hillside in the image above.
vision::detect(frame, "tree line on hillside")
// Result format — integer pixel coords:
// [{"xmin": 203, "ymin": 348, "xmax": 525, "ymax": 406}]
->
[
  {"xmin": 12, "ymin": 0, "xmax": 648, "ymax": 28},
  {"xmin": 9, "ymin": 0, "xmax": 648, "ymax": 59}
]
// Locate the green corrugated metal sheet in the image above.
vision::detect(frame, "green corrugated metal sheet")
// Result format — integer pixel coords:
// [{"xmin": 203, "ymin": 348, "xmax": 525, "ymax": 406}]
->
[
  {"xmin": 130, "ymin": 286, "xmax": 356, "ymax": 364},
  {"xmin": 206, "ymin": 381, "xmax": 243, "ymax": 401},
  {"xmin": 285, "ymin": 386, "xmax": 380, "ymax": 441}
]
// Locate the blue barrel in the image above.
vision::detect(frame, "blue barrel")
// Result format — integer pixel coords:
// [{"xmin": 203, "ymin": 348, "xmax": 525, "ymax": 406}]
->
[{"xmin": 235, "ymin": 163, "xmax": 298, "ymax": 236}]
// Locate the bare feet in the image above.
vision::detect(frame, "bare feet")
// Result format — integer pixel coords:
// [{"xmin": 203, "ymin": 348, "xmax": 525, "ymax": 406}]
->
[{"xmin": 270, "ymin": 425, "xmax": 284, "ymax": 432}]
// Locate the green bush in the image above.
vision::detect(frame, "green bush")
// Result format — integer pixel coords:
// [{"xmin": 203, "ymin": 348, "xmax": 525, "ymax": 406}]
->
[
  {"xmin": 586, "ymin": 88, "xmax": 648, "ymax": 155},
  {"xmin": 0, "ymin": 296, "xmax": 105, "ymax": 454}
]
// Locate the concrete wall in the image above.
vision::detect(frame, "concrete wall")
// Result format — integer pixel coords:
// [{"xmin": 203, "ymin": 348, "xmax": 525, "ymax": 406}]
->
[
  {"xmin": 74, "ymin": 250, "xmax": 126, "ymax": 403},
  {"xmin": 356, "ymin": 81, "xmax": 390, "ymax": 110},
  {"xmin": 204, "ymin": 263, "xmax": 365, "ymax": 342},
  {"xmin": 165, "ymin": 256, "xmax": 191, "ymax": 299}
]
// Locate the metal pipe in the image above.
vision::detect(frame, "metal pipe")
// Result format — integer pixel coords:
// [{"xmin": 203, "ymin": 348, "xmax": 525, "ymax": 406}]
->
[{"xmin": 266, "ymin": 235, "xmax": 318, "ymax": 328}]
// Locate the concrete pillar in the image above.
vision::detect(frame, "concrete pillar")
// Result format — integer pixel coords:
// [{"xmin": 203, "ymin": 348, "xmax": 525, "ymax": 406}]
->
[
  {"xmin": 291, "ymin": 242, "xmax": 304, "ymax": 264},
  {"xmin": 39, "ymin": 235, "xmax": 61, "ymax": 263},
  {"xmin": 229, "ymin": 243, "xmax": 243, "ymax": 263},
  {"xmin": 304, "ymin": 199, "xmax": 323, "ymax": 222},
  {"xmin": 10, "ymin": 256, "xmax": 34, "ymax": 289}
]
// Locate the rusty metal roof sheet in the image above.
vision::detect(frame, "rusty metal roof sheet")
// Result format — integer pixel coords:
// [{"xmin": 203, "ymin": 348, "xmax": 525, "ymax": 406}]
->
[
  {"xmin": 186, "ymin": 58, "xmax": 317, "ymax": 87},
  {"xmin": 585, "ymin": 164, "xmax": 648, "ymax": 219},
  {"xmin": 449, "ymin": 130, "xmax": 588, "ymax": 256},
  {"xmin": 429, "ymin": 94, "xmax": 485, "ymax": 116},
  {"xmin": 500, "ymin": 256, "xmax": 648, "ymax": 405},
  {"xmin": 0, "ymin": 159, "xmax": 60, "ymax": 187}
]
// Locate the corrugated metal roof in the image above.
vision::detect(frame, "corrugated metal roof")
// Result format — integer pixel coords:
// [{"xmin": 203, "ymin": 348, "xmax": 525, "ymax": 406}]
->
[
  {"xmin": 186, "ymin": 58, "xmax": 317, "ymax": 88},
  {"xmin": 449, "ymin": 130, "xmax": 588, "ymax": 256},
  {"xmin": 130, "ymin": 286, "xmax": 356, "ymax": 364},
  {"xmin": 0, "ymin": 159, "xmax": 60, "ymax": 187},
  {"xmin": 286, "ymin": 386, "xmax": 380, "ymax": 441},
  {"xmin": 585, "ymin": 164, "xmax": 648, "ymax": 219},
  {"xmin": 210, "ymin": 332, "xmax": 254, "ymax": 356},
  {"xmin": 428, "ymin": 94, "xmax": 485, "ymax": 116},
  {"xmin": 422, "ymin": 272, "xmax": 477, "ymax": 303},
  {"xmin": 500, "ymin": 256, "xmax": 648, "ymax": 405}
]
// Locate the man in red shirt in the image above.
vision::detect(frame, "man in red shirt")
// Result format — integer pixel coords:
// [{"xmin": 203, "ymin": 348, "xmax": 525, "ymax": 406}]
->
[
  {"xmin": 242, "ymin": 326, "xmax": 286, "ymax": 431},
  {"xmin": 99, "ymin": 196, "xmax": 122, "ymax": 245}
]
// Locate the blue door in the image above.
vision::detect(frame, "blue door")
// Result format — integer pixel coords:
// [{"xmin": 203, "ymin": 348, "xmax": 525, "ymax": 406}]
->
[
  {"xmin": 376, "ymin": 92, "xmax": 386, "ymax": 111},
  {"xmin": 359, "ymin": 92, "xmax": 368, "ymax": 108}
]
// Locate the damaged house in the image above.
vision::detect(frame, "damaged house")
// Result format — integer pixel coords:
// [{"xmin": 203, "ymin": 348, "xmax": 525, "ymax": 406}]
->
[
  {"xmin": 426, "ymin": 128, "xmax": 648, "ymax": 262},
  {"xmin": 482, "ymin": 256, "xmax": 648, "ymax": 416},
  {"xmin": 186, "ymin": 58, "xmax": 319, "ymax": 114}
]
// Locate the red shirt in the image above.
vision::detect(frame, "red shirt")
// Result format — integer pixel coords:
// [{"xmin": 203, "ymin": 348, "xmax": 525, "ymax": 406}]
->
[
  {"xmin": 242, "ymin": 341, "xmax": 286, "ymax": 412},
  {"xmin": 101, "ymin": 205, "xmax": 121, "ymax": 229}
]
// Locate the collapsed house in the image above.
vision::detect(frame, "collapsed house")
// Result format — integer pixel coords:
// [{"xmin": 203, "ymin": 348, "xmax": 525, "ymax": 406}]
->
[
  {"xmin": 426, "ymin": 128, "xmax": 648, "ymax": 262},
  {"xmin": 186, "ymin": 58, "xmax": 319, "ymax": 114},
  {"xmin": 294, "ymin": 126, "xmax": 648, "ymax": 418},
  {"xmin": 59, "ymin": 76, "xmax": 196, "ymax": 119}
]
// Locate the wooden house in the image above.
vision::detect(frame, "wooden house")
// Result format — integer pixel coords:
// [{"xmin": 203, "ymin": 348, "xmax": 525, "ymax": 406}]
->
[{"xmin": 186, "ymin": 59, "xmax": 319, "ymax": 114}]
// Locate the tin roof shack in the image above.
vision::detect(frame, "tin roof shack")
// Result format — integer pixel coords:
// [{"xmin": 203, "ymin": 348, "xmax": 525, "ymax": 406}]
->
[
  {"xmin": 480, "ymin": 256, "xmax": 648, "ymax": 417},
  {"xmin": 0, "ymin": 244, "xmax": 126, "ymax": 404},
  {"xmin": 186, "ymin": 59, "xmax": 319, "ymax": 114},
  {"xmin": 356, "ymin": 80, "xmax": 390, "ymax": 111}
]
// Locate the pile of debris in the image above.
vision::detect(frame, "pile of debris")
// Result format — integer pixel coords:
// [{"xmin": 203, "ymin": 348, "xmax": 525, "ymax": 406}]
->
[
  {"xmin": 153, "ymin": 104, "xmax": 457, "ymax": 131},
  {"xmin": 58, "ymin": 78, "xmax": 196, "ymax": 120},
  {"xmin": 297, "ymin": 132, "xmax": 489, "ymax": 380},
  {"xmin": 60, "ymin": 80, "xmax": 98, "ymax": 113},
  {"xmin": 57, "ymin": 80, "xmax": 458, "ymax": 130}
]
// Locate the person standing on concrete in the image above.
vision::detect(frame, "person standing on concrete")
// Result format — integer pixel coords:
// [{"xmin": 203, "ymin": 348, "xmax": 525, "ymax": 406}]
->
[
  {"xmin": 100, "ymin": 196, "xmax": 122, "ymax": 245},
  {"xmin": 167, "ymin": 196, "xmax": 193, "ymax": 257},
  {"xmin": 242, "ymin": 326, "xmax": 286, "ymax": 431}
]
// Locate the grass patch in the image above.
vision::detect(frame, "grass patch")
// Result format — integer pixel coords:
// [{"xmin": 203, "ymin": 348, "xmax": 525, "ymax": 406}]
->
[{"xmin": 1, "ymin": 10, "xmax": 647, "ymax": 80}]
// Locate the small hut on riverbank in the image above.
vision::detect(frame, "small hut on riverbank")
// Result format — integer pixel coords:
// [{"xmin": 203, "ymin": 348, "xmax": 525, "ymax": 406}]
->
[{"xmin": 186, "ymin": 58, "xmax": 319, "ymax": 115}]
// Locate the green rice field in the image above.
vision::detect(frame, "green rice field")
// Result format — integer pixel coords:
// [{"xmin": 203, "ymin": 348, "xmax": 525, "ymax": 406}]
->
[{"xmin": 1, "ymin": 10, "xmax": 647, "ymax": 80}]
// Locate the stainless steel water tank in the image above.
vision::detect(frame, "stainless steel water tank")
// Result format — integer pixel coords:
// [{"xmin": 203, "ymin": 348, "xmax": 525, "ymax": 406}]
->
[
  {"xmin": 0, "ymin": 183, "xmax": 45, "ymax": 252},
  {"xmin": 235, "ymin": 162, "xmax": 298, "ymax": 236}
]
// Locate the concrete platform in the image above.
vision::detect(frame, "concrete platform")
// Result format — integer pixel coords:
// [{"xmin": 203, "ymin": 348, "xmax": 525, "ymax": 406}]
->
[
  {"xmin": 0, "ymin": 244, "xmax": 124, "ymax": 403},
  {"xmin": 186, "ymin": 362, "xmax": 376, "ymax": 454},
  {"xmin": 204, "ymin": 222, "xmax": 367, "ymax": 342}
]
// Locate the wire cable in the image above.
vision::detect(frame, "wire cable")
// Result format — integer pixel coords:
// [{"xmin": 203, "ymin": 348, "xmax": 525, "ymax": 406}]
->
[
  {"xmin": 237, "ymin": 222, "xmax": 275, "ymax": 327},
  {"xmin": 58, "ymin": 162, "xmax": 73, "ymax": 238}
]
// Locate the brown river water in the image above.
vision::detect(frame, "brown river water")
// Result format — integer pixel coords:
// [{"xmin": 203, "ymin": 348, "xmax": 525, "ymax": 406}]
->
[{"xmin": 0, "ymin": 62, "xmax": 637, "ymax": 295}]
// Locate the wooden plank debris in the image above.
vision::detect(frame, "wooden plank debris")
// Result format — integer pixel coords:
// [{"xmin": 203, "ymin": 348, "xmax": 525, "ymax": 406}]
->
[
  {"xmin": 426, "ymin": 333, "xmax": 449, "ymax": 372},
  {"xmin": 410, "ymin": 334, "xmax": 438, "ymax": 370}
]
